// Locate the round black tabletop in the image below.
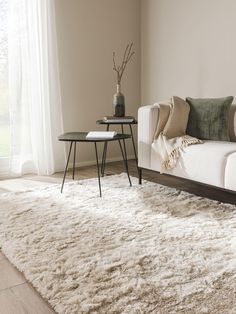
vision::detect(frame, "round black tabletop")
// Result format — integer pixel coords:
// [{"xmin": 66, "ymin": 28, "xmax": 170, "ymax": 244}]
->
[
  {"xmin": 96, "ymin": 119, "xmax": 137, "ymax": 125},
  {"xmin": 58, "ymin": 132, "xmax": 131, "ymax": 142}
]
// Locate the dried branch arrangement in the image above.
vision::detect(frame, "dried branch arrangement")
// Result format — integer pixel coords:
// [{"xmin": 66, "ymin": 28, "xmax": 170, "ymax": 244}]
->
[{"xmin": 113, "ymin": 43, "xmax": 135, "ymax": 85}]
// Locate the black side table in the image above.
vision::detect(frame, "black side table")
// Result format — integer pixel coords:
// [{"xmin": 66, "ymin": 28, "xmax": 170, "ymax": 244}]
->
[
  {"xmin": 58, "ymin": 132, "xmax": 132, "ymax": 197},
  {"xmin": 96, "ymin": 119, "xmax": 138, "ymax": 176}
]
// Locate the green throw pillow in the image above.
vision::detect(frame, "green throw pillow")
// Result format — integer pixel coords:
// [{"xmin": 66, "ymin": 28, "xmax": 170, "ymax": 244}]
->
[{"xmin": 186, "ymin": 96, "xmax": 234, "ymax": 141}]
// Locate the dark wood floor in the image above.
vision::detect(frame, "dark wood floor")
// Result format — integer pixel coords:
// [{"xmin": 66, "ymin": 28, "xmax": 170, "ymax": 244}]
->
[{"xmin": 0, "ymin": 159, "xmax": 235, "ymax": 313}]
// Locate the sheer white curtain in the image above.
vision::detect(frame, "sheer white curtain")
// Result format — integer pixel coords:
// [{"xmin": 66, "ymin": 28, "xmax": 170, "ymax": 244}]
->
[{"xmin": 4, "ymin": 0, "xmax": 65, "ymax": 177}]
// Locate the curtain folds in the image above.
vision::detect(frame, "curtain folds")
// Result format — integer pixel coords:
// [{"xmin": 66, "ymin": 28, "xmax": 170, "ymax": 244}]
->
[{"xmin": 6, "ymin": 0, "xmax": 65, "ymax": 177}]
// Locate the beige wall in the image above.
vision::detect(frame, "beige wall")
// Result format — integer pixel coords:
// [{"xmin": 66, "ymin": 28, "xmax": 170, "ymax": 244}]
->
[
  {"xmin": 54, "ymin": 0, "xmax": 141, "ymax": 166},
  {"xmin": 141, "ymin": 0, "xmax": 236, "ymax": 104}
]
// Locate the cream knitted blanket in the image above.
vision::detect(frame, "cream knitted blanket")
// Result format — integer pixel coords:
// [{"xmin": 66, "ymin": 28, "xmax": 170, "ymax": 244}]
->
[{"xmin": 152, "ymin": 96, "xmax": 203, "ymax": 172}]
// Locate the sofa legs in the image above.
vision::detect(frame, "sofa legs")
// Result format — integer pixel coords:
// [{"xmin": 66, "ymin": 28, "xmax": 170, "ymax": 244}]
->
[{"xmin": 138, "ymin": 167, "xmax": 142, "ymax": 185}]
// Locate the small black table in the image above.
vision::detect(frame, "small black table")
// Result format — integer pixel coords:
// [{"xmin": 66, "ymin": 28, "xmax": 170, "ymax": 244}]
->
[
  {"xmin": 58, "ymin": 132, "xmax": 132, "ymax": 197},
  {"xmin": 96, "ymin": 119, "xmax": 138, "ymax": 176}
]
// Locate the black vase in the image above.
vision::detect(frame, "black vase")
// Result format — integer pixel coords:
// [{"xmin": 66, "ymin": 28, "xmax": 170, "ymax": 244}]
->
[{"xmin": 113, "ymin": 84, "xmax": 125, "ymax": 117}]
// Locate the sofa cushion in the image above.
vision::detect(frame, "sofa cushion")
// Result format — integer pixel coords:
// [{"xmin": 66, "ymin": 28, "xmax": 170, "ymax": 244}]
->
[
  {"xmin": 153, "ymin": 102, "xmax": 170, "ymax": 139},
  {"xmin": 151, "ymin": 140, "xmax": 236, "ymax": 189},
  {"xmin": 163, "ymin": 96, "xmax": 190, "ymax": 138},
  {"xmin": 186, "ymin": 96, "xmax": 233, "ymax": 141}
]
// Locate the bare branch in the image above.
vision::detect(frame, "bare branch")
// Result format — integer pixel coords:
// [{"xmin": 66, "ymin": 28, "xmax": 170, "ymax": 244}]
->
[
  {"xmin": 112, "ymin": 52, "xmax": 117, "ymax": 70},
  {"xmin": 112, "ymin": 43, "xmax": 135, "ymax": 85},
  {"xmin": 119, "ymin": 44, "xmax": 130, "ymax": 78},
  {"xmin": 119, "ymin": 43, "xmax": 134, "ymax": 82},
  {"xmin": 113, "ymin": 51, "xmax": 121, "ymax": 83},
  {"xmin": 127, "ymin": 43, "xmax": 133, "ymax": 60},
  {"xmin": 123, "ymin": 44, "xmax": 129, "ymax": 62},
  {"xmin": 126, "ymin": 51, "xmax": 134, "ymax": 63},
  {"xmin": 120, "ymin": 44, "xmax": 129, "ymax": 72}
]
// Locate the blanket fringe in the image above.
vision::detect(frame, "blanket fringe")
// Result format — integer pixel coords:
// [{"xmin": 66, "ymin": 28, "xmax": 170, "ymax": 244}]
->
[{"xmin": 162, "ymin": 136, "xmax": 203, "ymax": 170}]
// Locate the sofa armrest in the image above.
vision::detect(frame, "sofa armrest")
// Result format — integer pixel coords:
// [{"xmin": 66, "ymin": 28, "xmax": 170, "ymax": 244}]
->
[{"xmin": 138, "ymin": 104, "xmax": 159, "ymax": 169}]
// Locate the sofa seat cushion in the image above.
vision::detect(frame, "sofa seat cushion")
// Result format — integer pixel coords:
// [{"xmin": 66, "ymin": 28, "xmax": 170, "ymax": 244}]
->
[{"xmin": 151, "ymin": 141, "xmax": 236, "ymax": 189}]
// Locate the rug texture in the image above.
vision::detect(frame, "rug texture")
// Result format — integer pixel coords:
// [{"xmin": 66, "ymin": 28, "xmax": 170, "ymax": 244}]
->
[{"xmin": 0, "ymin": 174, "xmax": 236, "ymax": 314}]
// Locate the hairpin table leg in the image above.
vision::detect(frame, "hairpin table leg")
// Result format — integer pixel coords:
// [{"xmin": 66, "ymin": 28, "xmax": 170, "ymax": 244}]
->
[
  {"xmin": 94, "ymin": 142, "xmax": 102, "ymax": 197},
  {"xmin": 101, "ymin": 124, "xmax": 110, "ymax": 176},
  {"xmin": 72, "ymin": 142, "xmax": 76, "ymax": 180},
  {"xmin": 61, "ymin": 141, "xmax": 73, "ymax": 193},
  {"xmin": 118, "ymin": 139, "xmax": 132, "ymax": 187}
]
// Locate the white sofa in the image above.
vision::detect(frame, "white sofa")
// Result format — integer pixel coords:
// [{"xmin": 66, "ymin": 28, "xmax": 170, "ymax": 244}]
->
[{"xmin": 138, "ymin": 104, "xmax": 236, "ymax": 192}]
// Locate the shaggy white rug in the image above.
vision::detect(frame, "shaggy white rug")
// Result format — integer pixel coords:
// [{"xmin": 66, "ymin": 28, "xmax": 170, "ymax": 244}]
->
[{"xmin": 0, "ymin": 174, "xmax": 236, "ymax": 314}]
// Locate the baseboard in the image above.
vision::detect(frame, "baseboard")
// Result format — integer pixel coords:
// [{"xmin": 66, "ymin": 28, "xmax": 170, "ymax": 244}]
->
[
  {"xmin": 0, "ymin": 156, "xmax": 136, "ymax": 178},
  {"xmin": 67, "ymin": 154, "xmax": 135, "ymax": 170}
]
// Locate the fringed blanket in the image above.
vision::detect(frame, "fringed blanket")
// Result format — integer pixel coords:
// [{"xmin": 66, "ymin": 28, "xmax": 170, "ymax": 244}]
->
[{"xmin": 152, "ymin": 96, "xmax": 203, "ymax": 173}]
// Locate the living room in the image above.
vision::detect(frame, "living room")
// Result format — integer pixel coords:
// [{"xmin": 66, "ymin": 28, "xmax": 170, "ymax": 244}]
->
[{"xmin": 0, "ymin": 0, "xmax": 236, "ymax": 313}]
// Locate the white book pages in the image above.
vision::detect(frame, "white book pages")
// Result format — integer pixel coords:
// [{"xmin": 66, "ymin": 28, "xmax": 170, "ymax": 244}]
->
[
  {"xmin": 104, "ymin": 119, "xmax": 134, "ymax": 123},
  {"xmin": 86, "ymin": 131, "xmax": 117, "ymax": 139}
]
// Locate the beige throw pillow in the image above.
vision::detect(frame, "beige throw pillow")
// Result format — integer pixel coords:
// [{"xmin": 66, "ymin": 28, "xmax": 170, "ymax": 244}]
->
[
  {"xmin": 163, "ymin": 96, "xmax": 190, "ymax": 139},
  {"xmin": 153, "ymin": 102, "xmax": 171, "ymax": 140}
]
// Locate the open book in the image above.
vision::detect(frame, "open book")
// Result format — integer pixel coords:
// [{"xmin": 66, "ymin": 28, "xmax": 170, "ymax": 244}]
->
[{"xmin": 86, "ymin": 131, "xmax": 117, "ymax": 139}]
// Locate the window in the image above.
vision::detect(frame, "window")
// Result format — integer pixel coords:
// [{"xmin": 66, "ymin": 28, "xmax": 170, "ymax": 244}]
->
[{"xmin": 0, "ymin": 0, "xmax": 10, "ymax": 158}]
